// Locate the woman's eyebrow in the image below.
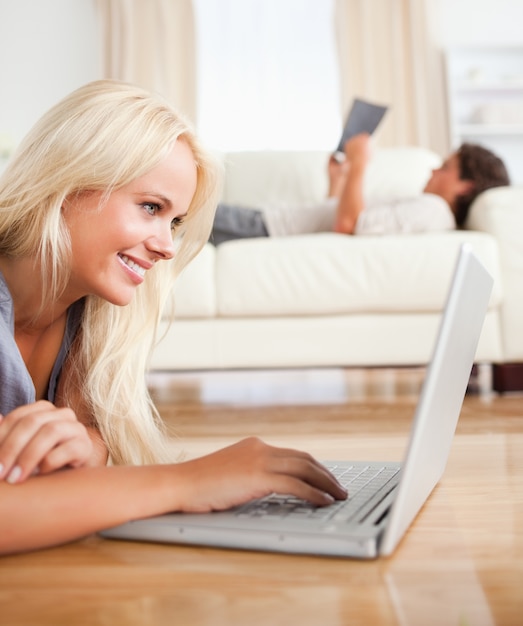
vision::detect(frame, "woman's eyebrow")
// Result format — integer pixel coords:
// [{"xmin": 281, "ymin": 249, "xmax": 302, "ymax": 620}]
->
[{"xmin": 138, "ymin": 191, "xmax": 173, "ymax": 209}]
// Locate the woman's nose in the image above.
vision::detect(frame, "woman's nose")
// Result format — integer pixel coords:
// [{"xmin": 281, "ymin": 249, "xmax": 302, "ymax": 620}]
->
[{"xmin": 147, "ymin": 227, "xmax": 175, "ymax": 261}]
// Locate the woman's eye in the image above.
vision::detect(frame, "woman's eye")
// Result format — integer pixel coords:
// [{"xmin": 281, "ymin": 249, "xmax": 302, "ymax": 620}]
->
[
  {"xmin": 171, "ymin": 216, "xmax": 185, "ymax": 231},
  {"xmin": 142, "ymin": 202, "xmax": 161, "ymax": 216}
]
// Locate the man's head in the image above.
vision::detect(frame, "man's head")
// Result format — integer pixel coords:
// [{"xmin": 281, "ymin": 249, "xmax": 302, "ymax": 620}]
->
[{"xmin": 424, "ymin": 143, "xmax": 510, "ymax": 227}]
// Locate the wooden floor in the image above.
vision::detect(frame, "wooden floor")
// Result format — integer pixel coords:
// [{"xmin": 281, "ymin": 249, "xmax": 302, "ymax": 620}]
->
[
  {"xmin": 1, "ymin": 367, "xmax": 521, "ymax": 626},
  {"xmin": 147, "ymin": 365, "xmax": 522, "ymax": 455}
]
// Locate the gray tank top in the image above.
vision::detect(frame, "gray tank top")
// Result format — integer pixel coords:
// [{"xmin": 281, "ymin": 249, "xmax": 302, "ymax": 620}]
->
[{"xmin": 0, "ymin": 271, "xmax": 84, "ymax": 415}]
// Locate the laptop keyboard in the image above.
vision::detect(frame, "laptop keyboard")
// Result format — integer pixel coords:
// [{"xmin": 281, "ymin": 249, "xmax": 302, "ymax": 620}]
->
[{"xmin": 235, "ymin": 464, "xmax": 400, "ymax": 524}]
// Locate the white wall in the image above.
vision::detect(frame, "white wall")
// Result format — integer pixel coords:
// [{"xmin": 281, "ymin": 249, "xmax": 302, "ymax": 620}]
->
[
  {"xmin": 429, "ymin": 0, "xmax": 523, "ymax": 47},
  {"xmin": 0, "ymin": 0, "xmax": 100, "ymax": 157},
  {"xmin": 0, "ymin": 0, "xmax": 521, "ymax": 158}
]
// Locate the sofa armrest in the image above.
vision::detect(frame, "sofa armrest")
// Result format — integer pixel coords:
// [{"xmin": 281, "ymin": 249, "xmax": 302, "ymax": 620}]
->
[{"xmin": 466, "ymin": 186, "xmax": 523, "ymax": 361}]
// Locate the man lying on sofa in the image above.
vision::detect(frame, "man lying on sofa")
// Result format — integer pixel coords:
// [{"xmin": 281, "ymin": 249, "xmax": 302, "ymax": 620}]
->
[{"xmin": 210, "ymin": 133, "xmax": 509, "ymax": 245}]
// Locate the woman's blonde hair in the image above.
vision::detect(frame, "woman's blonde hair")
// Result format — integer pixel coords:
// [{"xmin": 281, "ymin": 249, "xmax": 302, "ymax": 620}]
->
[{"xmin": 0, "ymin": 79, "xmax": 221, "ymax": 464}]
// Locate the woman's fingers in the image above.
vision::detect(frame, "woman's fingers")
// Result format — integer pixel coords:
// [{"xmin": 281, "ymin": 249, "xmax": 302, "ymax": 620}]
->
[
  {"xmin": 259, "ymin": 474, "xmax": 338, "ymax": 507},
  {"xmin": 0, "ymin": 402, "xmax": 92, "ymax": 483},
  {"xmin": 178, "ymin": 437, "xmax": 348, "ymax": 513},
  {"xmin": 8, "ymin": 421, "xmax": 91, "ymax": 482},
  {"xmin": 241, "ymin": 438, "xmax": 348, "ymax": 503},
  {"xmin": 264, "ymin": 447, "xmax": 348, "ymax": 502}
]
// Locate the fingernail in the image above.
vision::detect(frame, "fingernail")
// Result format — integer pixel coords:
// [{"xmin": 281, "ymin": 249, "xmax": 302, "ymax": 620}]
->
[
  {"xmin": 0, "ymin": 463, "xmax": 4, "ymax": 478},
  {"xmin": 6, "ymin": 465, "xmax": 22, "ymax": 484}
]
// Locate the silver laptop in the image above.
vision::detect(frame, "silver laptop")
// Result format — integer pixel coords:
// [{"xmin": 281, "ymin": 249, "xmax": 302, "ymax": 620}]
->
[{"xmin": 101, "ymin": 244, "xmax": 493, "ymax": 559}]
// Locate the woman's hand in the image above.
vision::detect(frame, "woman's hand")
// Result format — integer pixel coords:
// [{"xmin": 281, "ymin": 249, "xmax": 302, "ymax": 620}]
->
[
  {"xmin": 0, "ymin": 401, "xmax": 94, "ymax": 484},
  {"xmin": 174, "ymin": 437, "xmax": 348, "ymax": 513}
]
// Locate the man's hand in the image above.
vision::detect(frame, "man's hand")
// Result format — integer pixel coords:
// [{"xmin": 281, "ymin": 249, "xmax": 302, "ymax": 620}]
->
[{"xmin": 343, "ymin": 132, "xmax": 372, "ymax": 165}]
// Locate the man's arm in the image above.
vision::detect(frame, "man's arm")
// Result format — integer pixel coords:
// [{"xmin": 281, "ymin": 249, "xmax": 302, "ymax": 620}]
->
[{"xmin": 333, "ymin": 133, "xmax": 371, "ymax": 235}]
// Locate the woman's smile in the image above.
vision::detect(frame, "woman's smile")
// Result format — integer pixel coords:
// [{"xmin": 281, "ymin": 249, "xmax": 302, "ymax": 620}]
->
[{"xmin": 117, "ymin": 253, "xmax": 149, "ymax": 281}]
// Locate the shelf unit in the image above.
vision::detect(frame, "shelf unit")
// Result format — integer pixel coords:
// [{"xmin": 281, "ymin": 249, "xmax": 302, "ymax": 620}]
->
[{"xmin": 445, "ymin": 46, "xmax": 523, "ymax": 184}]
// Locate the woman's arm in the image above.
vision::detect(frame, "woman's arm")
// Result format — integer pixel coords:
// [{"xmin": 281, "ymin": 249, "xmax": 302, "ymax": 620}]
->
[
  {"xmin": 334, "ymin": 133, "xmax": 372, "ymax": 234},
  {"xmin": 0, "ymin": 437, "xmax": 347, "ymax": 555}
]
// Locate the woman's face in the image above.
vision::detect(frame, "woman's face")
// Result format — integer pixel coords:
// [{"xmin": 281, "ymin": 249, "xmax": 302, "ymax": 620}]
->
[{"xmin": 62, "ymin": 138, "xmax": 197, "ymax": 306}]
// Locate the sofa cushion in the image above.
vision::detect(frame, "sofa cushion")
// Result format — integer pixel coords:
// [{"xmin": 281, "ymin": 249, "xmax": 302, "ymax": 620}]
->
[
  {"xmin": 364, "ymin": 147, "xmax": 441, "ymax": 198},
  {"xmin": 172, "ymin": 243, "xmax": 216, "ymax": 318},
  {"xmin": 214, "ymin": 231, "xmax": 501, "ymax": 317}
]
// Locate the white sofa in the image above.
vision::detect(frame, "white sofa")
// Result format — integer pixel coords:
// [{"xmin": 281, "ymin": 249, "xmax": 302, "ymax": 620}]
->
[{"xmin": 150, "ymin": 147, "xmax": 523, "ymax": 392}]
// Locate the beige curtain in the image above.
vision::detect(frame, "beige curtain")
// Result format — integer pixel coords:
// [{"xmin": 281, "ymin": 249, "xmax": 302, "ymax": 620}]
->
[
  {"xmin": 334, "ymin": 0, "xmax": 448, "ymax": 155},
  {"xmin": 95, "ymin": 0, "xmax": 197, "ymax": 123}
]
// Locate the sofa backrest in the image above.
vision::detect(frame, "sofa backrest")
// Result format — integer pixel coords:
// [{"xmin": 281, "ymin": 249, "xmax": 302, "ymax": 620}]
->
[{"xmin": 219, "ymin": 146, "xmax": 442, "ymax": 208}]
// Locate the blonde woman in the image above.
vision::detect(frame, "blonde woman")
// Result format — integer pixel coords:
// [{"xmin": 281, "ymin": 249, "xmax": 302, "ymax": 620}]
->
[{"xmin": 0, "ymin": 80, "xmax": 347, "ymax": 555}]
